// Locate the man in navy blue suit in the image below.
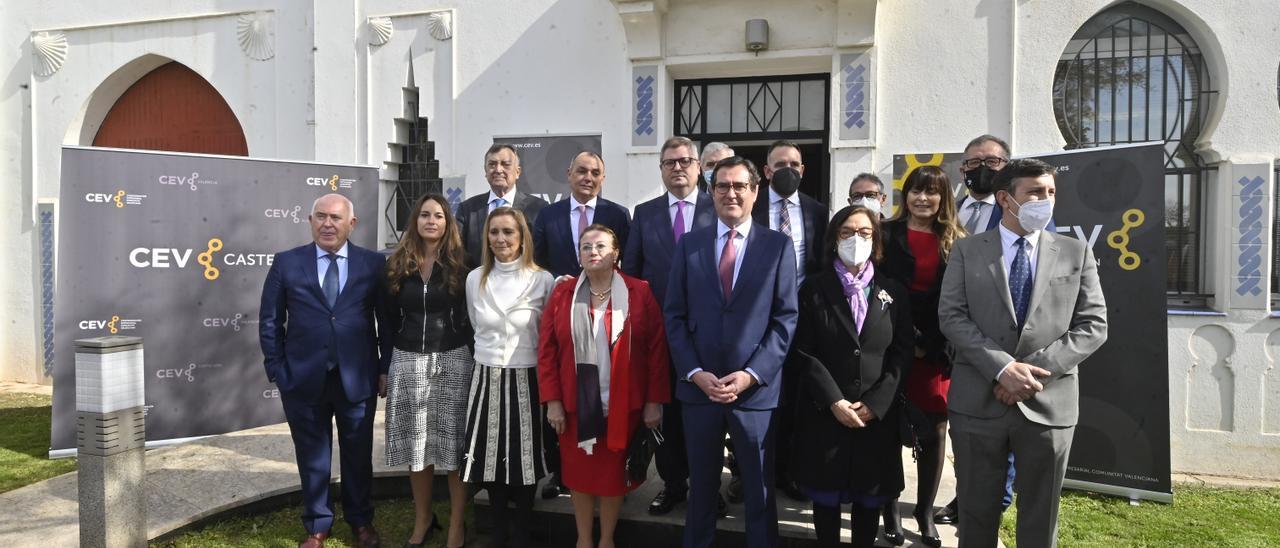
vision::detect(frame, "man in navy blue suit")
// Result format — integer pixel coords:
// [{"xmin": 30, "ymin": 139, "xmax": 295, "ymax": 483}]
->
[
  {"xmin": 665, "ymin": 156, "xmax": 798, "ymax": 548},
  {"xmin": 531, "ymin": 150, "xmax": 631, "ymax": 497},
  {"xmin": 622, "ymin": 136, "xmax": 718, "ymax": 516},
  {"xmin": 259, "ymin": 193, "xmax": 390, "ymax": 548}
]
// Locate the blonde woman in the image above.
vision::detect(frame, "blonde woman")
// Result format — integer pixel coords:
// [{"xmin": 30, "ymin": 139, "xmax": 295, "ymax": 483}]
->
[{"xmin": 461, "ymin": 207, "xmax": 555, "ymax": 548}]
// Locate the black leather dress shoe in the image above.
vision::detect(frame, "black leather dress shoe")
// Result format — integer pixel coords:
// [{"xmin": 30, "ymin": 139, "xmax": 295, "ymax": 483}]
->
[
  {"xmin": 648, "ymin": 488, "xmax": 687, "ymax": 515},
  {"xmin": 933, "ymin": 501, "xmax": 959, "ymax": 525},
  {"xmin": 779, "ymin": 480, "xmax": 809, "ymax": 502}
]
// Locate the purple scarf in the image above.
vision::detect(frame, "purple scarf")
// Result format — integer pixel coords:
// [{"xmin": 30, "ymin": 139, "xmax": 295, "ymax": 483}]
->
[{"xmin": 834, "ymin": 259, "xmax": 875, "ymax": 334}]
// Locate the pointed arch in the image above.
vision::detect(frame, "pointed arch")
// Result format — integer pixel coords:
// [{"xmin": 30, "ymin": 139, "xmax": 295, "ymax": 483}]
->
[{"xmin": 91, "ymin": 61, "xmax": 248, "ymax": 156}]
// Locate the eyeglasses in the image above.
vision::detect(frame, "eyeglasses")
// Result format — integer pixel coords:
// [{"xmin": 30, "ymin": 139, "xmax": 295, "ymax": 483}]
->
[
  {"xmin": 772, "ymin": 161, "xmax": 803, "ymax": 169},
  {"xmin": 713, "ymin": 182, "xmax": 752, "ymax": 195},
  {"xmin": 961, "ymin": 157, "xmax": 1008, "ymax": 170},
  {"xmin": 849, "ymin": 191, "xmax": 882, "ymax": 201},
  {"xmin": 839, "ymin": 229, "xmax": 875, "ymax": 240},
  {"xmin": 578, "ymin": 243, "xmax": 614, "ymax": 253},
  {"xmin": 660, "ymin": 157, "xmax": 697, "ymax": 169}
]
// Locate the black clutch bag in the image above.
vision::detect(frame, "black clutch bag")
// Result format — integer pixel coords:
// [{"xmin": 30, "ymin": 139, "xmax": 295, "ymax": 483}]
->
[{"xmin": 625, "ymin": 426, "xmax": 664, "ymax": 487}]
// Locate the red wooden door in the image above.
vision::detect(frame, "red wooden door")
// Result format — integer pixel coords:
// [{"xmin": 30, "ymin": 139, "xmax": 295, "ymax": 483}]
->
[{"xmin": 93, "ymin": 62, "xmax": 248, "ymax": 156}]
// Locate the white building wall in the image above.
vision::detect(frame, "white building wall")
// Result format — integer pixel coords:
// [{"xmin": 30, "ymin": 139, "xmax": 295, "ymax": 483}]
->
[{"xmin": 1, "ymin": 0, "xmax": 1278, "ymax": 479}]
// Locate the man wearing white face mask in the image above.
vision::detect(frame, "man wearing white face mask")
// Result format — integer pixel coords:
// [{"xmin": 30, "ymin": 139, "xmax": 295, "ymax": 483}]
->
[
  {"xmin": 938, "ymin": 158, "xmax": 1107, "ymax": 548},
  {"xmin": 848, "ymin": 173, "xmax": 887, "ymax": 218}
]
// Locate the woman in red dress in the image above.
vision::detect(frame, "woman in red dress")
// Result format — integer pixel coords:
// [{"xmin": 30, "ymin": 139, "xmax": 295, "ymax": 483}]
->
[
  {"xmin": 879, "ymin": 165, "xmax": 966, "ymax": 547},
  {"xmin": 538, "ymin": 224, "xmax": 669, "ymax": 548}
]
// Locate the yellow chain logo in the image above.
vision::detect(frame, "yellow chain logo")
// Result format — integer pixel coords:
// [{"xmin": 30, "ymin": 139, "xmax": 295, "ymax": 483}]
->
[
  {"xmin": 328, "ymin": 175, "xmax": 339, "ymax": 191},
  {"xmin": 108, "ymin": 315, "xmax": 120, "ymax": 334},
  {"xmin": 1106, "ymin": 209, "xmax": 1144, "ymax": 271},
  {"xmin": 113, "ymin": 190, "xmax": 126, "ymax": 208},
  {"xmin": 197, "ymin": 238, "xmax": 224, "ymax": 281}
]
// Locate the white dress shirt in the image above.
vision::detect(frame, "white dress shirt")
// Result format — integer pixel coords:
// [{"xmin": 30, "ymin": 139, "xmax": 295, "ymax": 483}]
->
[
  {"xmin": 959, "ymin": 194, "xmax": 998, "ymax": 233},
  {"xmin": 667, "ymin": 191, "xmax": 698, "ymax": 234},
  {"xmin": 996, "ymin": 223, "xmax": 1041, "ymax": 380},
  {"xmin": 487, "ymin": 190, "xmax": 512, "ymax": 213},
  {"xmin": 569, "ymin": 195, "xmax": 599, "ymax": 252},
  {"xmin": 315, "ymin": 242, "xmax": 349, "ymax": 291},
  {"xmin": 768, "ymin": 188, "xmax": 805, "ymax": 283}
]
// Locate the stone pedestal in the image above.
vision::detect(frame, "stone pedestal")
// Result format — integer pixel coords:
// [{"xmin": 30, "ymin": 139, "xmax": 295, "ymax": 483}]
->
[{"xmin": 74, "ymin": 336, "xmax": 146, "ymax": 548}]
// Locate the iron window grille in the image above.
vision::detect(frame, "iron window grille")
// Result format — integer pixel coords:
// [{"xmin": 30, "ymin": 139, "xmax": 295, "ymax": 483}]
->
[
  {"xmin": 1052, "ymin": 1, "xmax": 1216, "ymax": 302},
  {"xmin": 674, "ymin": 73, "xmax": 830, "ymax": 141}
]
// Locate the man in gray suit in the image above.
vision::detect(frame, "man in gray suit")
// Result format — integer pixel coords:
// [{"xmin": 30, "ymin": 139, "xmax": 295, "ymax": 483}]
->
[
  {"xmin": 938, "ymin": 158, "xmax": 1107, "ymax": 547},
  {"xmin": 455, "ymin": 143, "xmax": 549, "ymax": 267}
]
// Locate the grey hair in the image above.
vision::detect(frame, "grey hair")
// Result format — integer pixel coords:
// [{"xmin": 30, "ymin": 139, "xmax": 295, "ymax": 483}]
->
[
  {"xmin": 311, "ymin": 193, "xmax": 355, "ymax": 217},
  {"xmin": 701, "ymin": 142, "xmax": 734, "ymax": 162},
  {"xmin": 850, "ymin": 173, "xmax": 884, "ymax": 193}
]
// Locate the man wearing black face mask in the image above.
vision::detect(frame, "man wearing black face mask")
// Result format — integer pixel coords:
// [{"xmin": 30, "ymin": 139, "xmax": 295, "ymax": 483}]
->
[
  {"xmin": 746, "ymin": 140, "xmax": 828, "ymax": 505},
  {"xmin": 957, "ymin": 135, "xmax": 1011, "ymax": 234},
  {"xmin": 752, "ymin": 140, "xmax": 829, "ymax": 285}
]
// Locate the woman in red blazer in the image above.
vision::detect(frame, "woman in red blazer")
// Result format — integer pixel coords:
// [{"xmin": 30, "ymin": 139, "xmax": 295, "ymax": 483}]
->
[{"xmin": 538, "ymin": 224, "xmax": 670, "ymax": 548}]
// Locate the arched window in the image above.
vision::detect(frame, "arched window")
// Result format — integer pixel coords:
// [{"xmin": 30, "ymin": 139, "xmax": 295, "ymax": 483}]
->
[
  {"xmin": 1053, "ymin": 2, "xmax": 1214, "ymax": 300},
  {"xmin": 93, "ymin": 62, "xmax": 248, "ymax": 156}
]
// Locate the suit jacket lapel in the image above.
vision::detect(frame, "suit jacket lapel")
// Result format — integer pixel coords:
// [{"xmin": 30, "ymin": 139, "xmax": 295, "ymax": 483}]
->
[
  {"xmin": 1026, "ymin": 232, "xmax": 1059, "ymax": 321},
  {"xmin": 860, "ymin": 278, "xmax": 887, "ymax": 343},
  {"xmin": 333, "ymin": 245, "xmax": 361, "ymax": 310},
  {"xmin": 658, "ymin": 198, "xmax": 678, "ymax": 254},
  {"xmin": 983, "ymin": 233, "xmax": 1018, "ymax": 325},
  {"xmin": 692, "ymin": 195, "xmax": 716, "ymax": 230},
  {"xmin": 698, "ymin": 230, "xmax": 724, "ymax": 305},
  {"xmin": 728, "ymin": 227, "xmax": 765, "ymax": 304},
  {"xmin": 304, "ymin": 244, "xmax": 327, "ymax": 306},
  {"xmin": 818, "ymin": 271, "xmax": 859, "ymax": 344}
]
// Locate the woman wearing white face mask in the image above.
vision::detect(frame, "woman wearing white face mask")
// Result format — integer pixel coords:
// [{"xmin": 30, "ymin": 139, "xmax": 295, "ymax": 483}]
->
[
  {"xmin": 879, "ymin": 165, "xmax": 966, "ymax": 547},
  {"xmin": 788, "ymin": 205, "xmax": 914, "ymax": 548}
]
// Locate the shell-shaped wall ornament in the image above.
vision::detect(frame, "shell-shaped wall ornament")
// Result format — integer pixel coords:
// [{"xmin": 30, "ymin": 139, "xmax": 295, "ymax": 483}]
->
[
  {"xmin": 368, "ymin": 17, "xmax": 393, "ymax": 46},
  {"xmin": 32, "ymin": 31, "xmax": 68, "ymax": 77},
  {"xmin": 237, "ymin": 12, "xmax": 275, "ymax": 61},
  {"xmin": 426, "ymin": 12, "xmax": 453, "ymax": 41}
]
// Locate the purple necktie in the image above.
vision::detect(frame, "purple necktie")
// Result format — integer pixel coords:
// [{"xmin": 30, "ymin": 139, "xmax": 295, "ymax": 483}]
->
[
  {"xmin": 673, "ymin": 200, "xmax": 687, "ymax": 243},
  {"xmin": 719, "ymin": 230, "xmax": 738, "ymax": 302}
]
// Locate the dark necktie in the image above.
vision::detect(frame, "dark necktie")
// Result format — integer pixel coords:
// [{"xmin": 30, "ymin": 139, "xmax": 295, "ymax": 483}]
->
[
  {"xmin": 1010, "ymin": 238, "xmax": 1033, "ymax": 327},
  {"xmin": 964, "ymin": 201, "xmax": 984, "ymax": 234},
  {"xmin": 719, "ymin": 229, "xmax": 738, "ymax": 302},
  {"xmin": 323, "ymin": 253, "xmax": 340, "ymax": 308}
]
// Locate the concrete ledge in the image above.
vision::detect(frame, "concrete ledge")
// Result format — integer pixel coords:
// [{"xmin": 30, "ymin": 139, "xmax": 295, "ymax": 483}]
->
[{"xmin": 0, "ymin": 401, "xmax": 965, "ymax": 547}]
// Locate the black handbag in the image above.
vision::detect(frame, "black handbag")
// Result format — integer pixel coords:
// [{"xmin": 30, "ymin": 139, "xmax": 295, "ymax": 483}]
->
[
  {"xmin": 897, "ymin": 393, "xmax": 935, "ymax": 461},
  {"xmin": 625, "ymin": 426, "xmax": 664, "ymax": 487}
]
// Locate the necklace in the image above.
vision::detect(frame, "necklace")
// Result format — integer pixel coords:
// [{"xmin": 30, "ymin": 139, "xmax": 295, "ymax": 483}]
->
[{"xmin": 589, "ymin": 287, "xmax": 612, "ymax": 299}]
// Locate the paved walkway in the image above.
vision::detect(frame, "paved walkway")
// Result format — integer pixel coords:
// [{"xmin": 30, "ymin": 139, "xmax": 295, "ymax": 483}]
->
[{"xmin": 0, "ymin": 381, "xmax": 990, "ymax": 546}]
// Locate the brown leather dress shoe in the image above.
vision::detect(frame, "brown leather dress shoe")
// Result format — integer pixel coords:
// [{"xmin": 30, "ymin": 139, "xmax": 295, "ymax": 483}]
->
[
  {"xmin": 298, "ymin": 531, "xmax": 330, "ymax": 548},
  {"xmin": 353, "ymin": 525, "xmax": 381, "ymax": 548}
]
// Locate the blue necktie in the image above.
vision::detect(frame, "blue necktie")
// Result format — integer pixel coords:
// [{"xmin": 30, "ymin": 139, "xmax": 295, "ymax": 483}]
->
[
  {"xmin": 323, "ymin": 253, "xmax": 340, "ymax": 308},
  {"xmin": 1010, "ymin": 238, "xmax": 1033, "ymax": 328}
]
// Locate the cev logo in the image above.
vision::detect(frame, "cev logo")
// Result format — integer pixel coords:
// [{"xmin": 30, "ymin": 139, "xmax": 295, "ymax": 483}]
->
[
  {"xmin": 305, "ymin": 175, "xmax": 356, "ymax": 190},
  {"xmin": 78, "ymin": 315, "xmax": 140, "ymax": 332},
  {"xmin": 264, "ymin": 205, "xmax": 303, "ymax": 223},
  {"xmin": 1106, "ymin": 209, "xmax": 1145, "ymax": 271},
  {"xmin": 129, "ymin": 237, "xmax": 273, "ymax": 280},
  {"xmin": 157, "ymin": 363, "xmax": 197, "ymax": 382},
  {"xmin": 197, "ymin": 238, "xmax": 224, "ymax": 280},
  {"xmin": 158, "ymin": 172, "xmax": 218, "ymax": 191},
  {"xmin": 203, "ymin": 313, "xmax": 246, "ymax": 331},
  {"xmin": 85, "ymin": 190, "xmax": 146, "ymax": 208}
]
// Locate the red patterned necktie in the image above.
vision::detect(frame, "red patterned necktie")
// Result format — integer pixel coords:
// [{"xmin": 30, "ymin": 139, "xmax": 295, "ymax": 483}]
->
[{"xmin": 719, "ymin": 229, "xmax": 738, "ymax": 302}]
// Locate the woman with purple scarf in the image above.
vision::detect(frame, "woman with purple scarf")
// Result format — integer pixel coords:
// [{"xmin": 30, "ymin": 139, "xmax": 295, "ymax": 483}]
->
[{"xmin": 788, "ymin": 205, "xmax": 913, "ymax": 548}]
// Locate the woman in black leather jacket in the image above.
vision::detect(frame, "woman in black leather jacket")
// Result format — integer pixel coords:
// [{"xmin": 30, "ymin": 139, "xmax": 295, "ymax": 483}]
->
[{"xmin": 381, "ymin": 193, "xmax": 473, "ymax": 548}]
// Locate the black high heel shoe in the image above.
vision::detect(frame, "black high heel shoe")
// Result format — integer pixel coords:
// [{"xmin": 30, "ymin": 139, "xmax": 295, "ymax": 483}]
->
[
  {"xmin": 404, "ymin": 512, "xmax": 443, "ymax": 548},
  {"xmin": 882, "ymin": 500, "xmax": 905, "ymax": 546},
  {"xmin": 913, "ymin": 509, "xmax": 942, "ymax": 548}
]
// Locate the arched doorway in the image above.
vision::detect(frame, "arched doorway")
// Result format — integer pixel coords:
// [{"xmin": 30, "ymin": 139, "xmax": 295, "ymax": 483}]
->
[{"xmin": 92, "ymin": 62, "xmax": 248, "ymax": 156}]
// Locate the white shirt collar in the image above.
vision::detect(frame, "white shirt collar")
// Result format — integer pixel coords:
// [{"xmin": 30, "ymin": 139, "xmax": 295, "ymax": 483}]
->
[
  {"xmin": 961, "ymin": 193, "xmax": 997, "ymax": 207},
  {"xmin": 717, "ymin": 218, "xmax": 752, "ymax": 239},
  {"xmin": 488, "ymin": 189, "xmax": 512, "ymax": 204},
  {"xmin": 667, "ymin": 191, "xmax": 698, "ymax": 207},
  {"xmin": 572, "ymin": 195, "xmax": 599, "ymax": 209},
  {"xmin": 769, "ymin": 187, "xmax": 798, "ymax": 205},
  {"xmin": 997, "ymin": 222, "xmax": 1040, "ymax": 252},
  {"xmin": 316, "ymin": 242, "xmax": 349, "ymax": 259}
]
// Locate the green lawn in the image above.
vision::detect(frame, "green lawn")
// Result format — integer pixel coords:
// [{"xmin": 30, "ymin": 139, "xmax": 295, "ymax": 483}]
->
[
  {"xmin": 154, "ymin": 498, "xmax": 473, "ymax": 548},
  {"xmin": 0, "ymin": 392, "xmax": 76, "ymax": 493},
  {"xmin": 1000, "ymin": 485, "xmax": 1280, "ymax": 547}
]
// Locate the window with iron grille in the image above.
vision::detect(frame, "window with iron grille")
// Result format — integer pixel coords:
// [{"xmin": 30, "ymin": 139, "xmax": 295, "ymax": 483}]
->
[
  {"xmin": 674, "ymin": 74, "xmax": 829, "ymax": 141},
  {"xmin": 1052, "ymin": 2, "xmax": 1216, "ymax": 303}
]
